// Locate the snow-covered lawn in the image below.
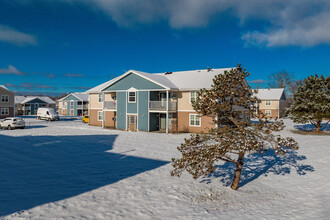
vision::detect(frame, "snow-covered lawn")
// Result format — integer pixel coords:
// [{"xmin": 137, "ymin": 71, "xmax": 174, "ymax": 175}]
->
[{"xmin": 0, "ymin": 118, "xmax": 329, "ymax": 219}]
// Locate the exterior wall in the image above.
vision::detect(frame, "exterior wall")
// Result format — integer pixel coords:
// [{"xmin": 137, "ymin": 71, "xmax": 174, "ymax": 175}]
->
[
  {"xmin": 138, "ymin": 91, "xmax": 148, "ymax": 131},
  {"xmin": 177, "ymin": 112, "xmax": 214, "ymax": 133},
  {"xmin": 90, "ymin": 93, "xmax": 103, "ymax": 109},
  {"xmin": 116, "ymin": 92, "xmax": 126, "ymax": 130},
  {"xmin": 104, "ymin": 111, "xmax": 116, "ymax": 128},
  {"xmin": 259, "ymin": 109, "xmax": 279, "ymax": 119},
  {"xmin": 104, "ymin": 93, "xmax": 116, "ymax": 101},
  {"xmin": 176, "ymin": 91, "xmax": 195, "ymax": 111},
  {"xmin": 0, "ymin": 88, "xmax": 14, "ymax": 118},
  {"xmin": 89, "ymin": 109, "xmax": 102, "ymax": 127},
  {"xmin": 259, "ymin": 100, "xmax": 279, "ymax": 109},
  {"xmin": 0, "ymin": 107, "xmax": 14, "ymax": 119}
]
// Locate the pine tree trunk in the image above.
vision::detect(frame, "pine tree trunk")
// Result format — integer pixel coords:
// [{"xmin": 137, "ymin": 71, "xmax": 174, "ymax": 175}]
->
[
  {"xmin": 230, "ymin": 152, "xmax": 245, "ymax": 190},
  {"xmin": 315, "ymin": 119, "xmax": 321, "ymax": 132}
]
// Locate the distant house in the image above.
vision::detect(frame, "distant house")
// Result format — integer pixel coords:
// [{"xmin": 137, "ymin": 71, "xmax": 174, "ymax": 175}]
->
[
  {"xmin": 15, "ymin": 96, "xmax": 56, "ymax": 115},
  {"xmin": 254, "ymin": 88, "xmax": 287, "ymax": 118},
  {"xmin": 0, "ymin": 85, "xmax": 15, "ymax": 119},
  {"xmin": 87, "ymin": 67, "xmax": 250, "ymax": 133},
  {"xmin": 58, "ymin": 92, "xmax": 89, "ymax": 116}
]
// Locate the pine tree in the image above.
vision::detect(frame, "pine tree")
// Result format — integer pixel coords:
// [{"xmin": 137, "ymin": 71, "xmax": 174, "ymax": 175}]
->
[
  {"xmin": 288, "ymin": 74, "xmax": 330, "ymax": 132},
  {"xmin": 171, "ymin": 64, "xmax": 298, "ymax": 190}
]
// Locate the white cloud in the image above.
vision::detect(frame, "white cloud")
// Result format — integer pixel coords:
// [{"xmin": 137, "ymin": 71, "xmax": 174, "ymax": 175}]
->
[
  {"xmin": 0, "ymin": 65, "xmax": 26, "ymax": 75},
  {"xmin": 0, "ymin": 25, "xmax": 37, "ymax": 46}
]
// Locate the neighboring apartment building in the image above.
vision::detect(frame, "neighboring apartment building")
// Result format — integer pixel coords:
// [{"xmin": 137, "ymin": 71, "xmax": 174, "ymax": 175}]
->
[
  {"xmin": 58, "ymin": 92, "xmax": 89, "ymax": 116},
  {"xmin": 254, "ymin": 88, "xmax": 287, "ymax": 118},
  {"xmin": 15, "ymin": 96, "xmax": 56, "ymax": 115},
  {"xmin": 87, "ymin": 67, "xmax": 248, "ymax": 133},
  {"xmin": 0, "ymin": 85, "xmax": 15, "ymax": 119}
]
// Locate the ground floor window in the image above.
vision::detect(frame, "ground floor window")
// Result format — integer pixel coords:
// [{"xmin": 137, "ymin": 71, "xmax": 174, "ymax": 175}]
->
[
  {"xmin": 98, "ymin": 111, "xmax": 103, "ymax": 121},
  {"xmin": 1, "ymin": 108, "xmax": 9, "ymax": 115},
  {"xmin": 189, "ymin": 114, "xmax": 201, "ymax": 127},
  {"xmin": 265, "ymin": 110, "xmax": 271, "ymax": 116},
  {"xmin": 70, "ymin": 109, "xmax": 74, "ymax": 116}
]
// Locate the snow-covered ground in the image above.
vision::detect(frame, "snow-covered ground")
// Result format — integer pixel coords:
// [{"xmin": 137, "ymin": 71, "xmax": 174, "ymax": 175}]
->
[{"xmin": 0, "ymin": 117, "xmax": 329, "ymax": 219}]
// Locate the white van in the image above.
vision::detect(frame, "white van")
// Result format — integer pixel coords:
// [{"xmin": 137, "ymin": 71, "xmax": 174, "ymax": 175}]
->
[{"xmin": 37, "ymin": 108, "xmax": 59, "ymax": 121}]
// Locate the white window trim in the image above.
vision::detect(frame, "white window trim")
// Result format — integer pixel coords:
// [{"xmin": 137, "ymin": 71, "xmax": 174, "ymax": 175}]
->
[
  {"xmin": 62, "ymin": 108, "xmax": 65, "ymax": 114},
  {"xmin": 265, "ymin": 100, "xmax": 271, "ymax": 106},
  {"xmin": 70, "ymin": 109, "xmax": 74, "ymax": 115},
  {"xmin": 1, "ymin": 108, "xmax": 9, "ymax": 115},
  {"xmin": 70, "ymin": 101, "xmax": 74, "ymax": 106},
  {"xmin": 189, "ymin": 114, "xmax": 201, "ymax": 127},
  {"xmin": 265, "ymin": 110, "xmax": 271, "ymax": 116},
  {"xmin": 97, "ymin": 111, "xmax": 103, "ymax": 121},
  {"xmin": 1, "ymin": 95, "xmax": 9, "ymax": 103},
  {"xmin": 128, "ymin": 91, "xmax": 136, "ymax": 103},
  {"xmin": 98, "ymin": 93, "xmax": 103, "ymax": 103},
  {"xmin": 189, "ymin": 91, "xmax": 198, "ymax": 104}
]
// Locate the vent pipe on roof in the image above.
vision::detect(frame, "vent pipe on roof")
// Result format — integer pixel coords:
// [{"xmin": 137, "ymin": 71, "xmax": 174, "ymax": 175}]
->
[
  {"xmin": 207, "ymin": 67, "xmax": 211, "ymax": 72},
  {"xmin": 165, "ymin": 72, "xmax": 173, "ymax": 75}
]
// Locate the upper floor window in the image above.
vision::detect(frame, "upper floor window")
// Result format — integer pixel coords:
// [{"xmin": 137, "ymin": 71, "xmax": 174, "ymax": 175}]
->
[
  {"xmin": 1, "ymin": 95, "xmax": 9, "ymax": 102},
  {"xmin": 128, "ymin": 92, "xmax": 136, "ymax": 103},
  {"xmin": 265, "ymin": 110, "xmax": 271, "ymax": 116},
  {"xmin": 98, "ymin": 93, "xmax": 103, "ymax": 102},
  {"xmin": 70, "ymin": 101, "xmax": 74, "ymax": 106},
  {"xmin": 190, "ymin": 92, "xmax": 197, "ymax": 103},
  {"xmin": 266, "ymin": 100, "xmax": 271, "ymax": 105}
]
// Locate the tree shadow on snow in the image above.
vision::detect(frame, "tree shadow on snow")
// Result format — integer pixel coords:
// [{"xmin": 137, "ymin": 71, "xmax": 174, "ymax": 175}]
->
[
  {"xmin": 294, "ymin": 123, "xmax": 330, "ymax": 131},
  {"xmin": 0, "ymin": 134, "xmax": 168, "ymax": 217},
  {"xmin": 201, "ymin": 149, "xmax": 314, "ymax": 188}
]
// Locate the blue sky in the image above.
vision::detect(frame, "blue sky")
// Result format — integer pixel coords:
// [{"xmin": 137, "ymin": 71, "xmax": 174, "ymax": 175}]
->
[{"xmin": 0, "ymin": 0, "xmax": 329, "ymax": 95}]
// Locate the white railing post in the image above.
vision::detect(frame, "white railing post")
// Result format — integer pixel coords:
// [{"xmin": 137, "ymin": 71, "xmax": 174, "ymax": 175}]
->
[{"xmin": 166, "ymin": 90, "xmax": 169, "ymax": 134}]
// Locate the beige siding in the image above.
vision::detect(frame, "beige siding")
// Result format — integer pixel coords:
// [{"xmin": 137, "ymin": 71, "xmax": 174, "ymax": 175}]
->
[
  {"xmin": 177, "ymin": 111, "xmax": 214, "ymax": 133},
  {"xmin": 0, "ymin": 88, "xmax": 14, "ymax": 108},
  {"xmin": 58, "ymin": 101, "xmax": 63, "ymax": 109},
  {"xmin": 176, "ymin": 91, "xmax": 195, "ymax": 111},
  {"xmin": 104, "ymin": 111, "xmax": 116, "ymax": 128},
  {"xmin": 89, "ymin": 93, "xmax": 103, "ymax": 109},
  {"xmin": 89, "ymin": 109, "xmax": 102, "ymax": 127},
  {"xmin": 259, "ymin": 100, "xmax": 279, "ymax": 109},
  {"xmin": 104, "ymin": 92, "xmax": 116, "ymax": 101}
]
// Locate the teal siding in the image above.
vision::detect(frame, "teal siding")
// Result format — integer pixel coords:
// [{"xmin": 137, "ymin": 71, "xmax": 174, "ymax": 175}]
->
[
  {"xmin": 103, "ymin": 72, "xmax": 165, "ymax": 91},
  {"xmin": 127, "ymin": 92, "xmax": 137, "ymax": 114},
  {"xmin": 116, "ymin": 92, "xmax": 126, "ymax": 129},
  {"xmin": 26, "ymin": 98, "xmax": 47, "ymax": 115},
  {"xmin": 149, "ymin": 113, "xmax": 159, "ymax": 131},
  {"xmin": 62, "ymin": 94, "xmax": 80, "ymax": 101},
  {"xmin": 138, "ymin": 91, "xmax": 148, "ymax": 131}
]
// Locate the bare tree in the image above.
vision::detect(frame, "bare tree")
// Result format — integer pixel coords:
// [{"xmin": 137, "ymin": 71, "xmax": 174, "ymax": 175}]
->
[{"xmin": 268, "ymin": 70, "xmax": 294, "ymax": 89}]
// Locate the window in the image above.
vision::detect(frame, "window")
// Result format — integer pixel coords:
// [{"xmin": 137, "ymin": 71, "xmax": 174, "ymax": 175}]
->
[
  {"xmin": 190, "ymin": 92, "xmax": 197, "ymax": 103},
  {"xmin": 128, "ymin": 92, "xmax": 136, "ymax": 103},
  {"xmin": 189, "ymin": 114, "xmax": 201, "ymax": 127},
  {"xmin": 265, "ymin": 110, "xmax": 271, "ymax": 116},
  {"xmin": 70, "ymin": 109, "xmax": 74, "ymax": 116},
  {"xmin": 98, "ymin": 111, "xmax": 103, "ymax": 121},
  {"xmin": 266, "ymin": 100, "xmax": 271, "ymax": 106},
  {"xmin": 62, "ymin": 108, "xmax": 65, "ymax": 114},
  {"xmin": 1, "ymin": 108, "xmax": 9, "ymax": 115},
  {"xmin": 70, "ymin": 101, "xmax": 74, "ymax": 106},
  {"xmin": 98, "ymin": 93, "xmax": 103, "ymax": 102},
  {"xmin": 1, "ymin": 95, "xmax": 9, "ymax": 102}
]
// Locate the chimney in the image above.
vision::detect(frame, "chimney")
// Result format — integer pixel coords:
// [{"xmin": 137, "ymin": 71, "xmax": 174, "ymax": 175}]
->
[{"xmin": 207, "ymin": 67, "xmax": 211, "ymax": 72}]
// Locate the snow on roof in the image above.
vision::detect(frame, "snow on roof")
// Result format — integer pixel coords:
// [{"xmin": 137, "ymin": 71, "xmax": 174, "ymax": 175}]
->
[
  {"xmin": 58, "ymin": 92, "xmax": 89, "ymax": 101},
  {"xmin": 0, "ymin": 85, "xmax": 9, "ymax": 91},
  {"xmin": 253, "ymin": 88, "xmax": 285, "ymax": 100},
  {"xmin": 153, "ymin": 68, "xmax": 234, "ymax": 90},
  {"xmin": 88, "ymin": 67, "xmax": 236, "ymax": 93},
  {"xmin": 15, "ymin": 96, "xmax": 56, "ymax": 104}
]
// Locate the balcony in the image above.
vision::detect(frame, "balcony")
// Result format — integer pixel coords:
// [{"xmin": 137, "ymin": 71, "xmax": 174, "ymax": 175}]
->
[
  {"xmin": 149, "ymin": 101, "xmax": 177, "ymax": 111},
  {"xmin": 104, "ymin": 101, "xmax": 117, "ymax": 110},
  {"xmin": 77, "ymin": 104, "xmax": 88, "ymax": 109},
  {"xmin": 22, "ymin": 106, "xmax": 31, "ymax": 110}
]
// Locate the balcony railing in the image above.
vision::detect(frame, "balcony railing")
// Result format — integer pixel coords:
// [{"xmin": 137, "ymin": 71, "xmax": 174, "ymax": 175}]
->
[
  {"xmin": 22, "ymin": 106, "xmax": 31, "ymax": 110},
  {"xmin": 149, "ymin": 101, "xmax": 177, "ymax": 111},
  {"xmin": 77, "ymin": 104, "xmax": 88, "ymax": 109},
  {"xmin": 104, "ymin": 101, "xmax": 117, "ymax": 110}
]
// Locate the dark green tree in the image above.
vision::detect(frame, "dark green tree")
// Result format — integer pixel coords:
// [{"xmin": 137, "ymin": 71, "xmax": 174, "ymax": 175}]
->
[
  {"xmin": 288, "ymin": 74, "xmax": 330, "ymax": 132},
  {"xmin": 171, "ymin": 65, "xmax": 298, "ymax": 190}
]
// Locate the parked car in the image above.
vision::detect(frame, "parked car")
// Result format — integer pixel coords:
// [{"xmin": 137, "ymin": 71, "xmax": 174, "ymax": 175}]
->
[
  {"xmin": 0, "ymin": 117, "xmax": 25, "ymax": 130},
  {"xmin": 37, "ymin": 107, "xmax": 59, "ymax": 121},
  {"xmin": 82, "ymin": 115, "xmax": 89, "ymax": 123}
]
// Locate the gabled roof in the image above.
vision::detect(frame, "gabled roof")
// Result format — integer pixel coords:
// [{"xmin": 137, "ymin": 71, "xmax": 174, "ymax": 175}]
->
[
  {"xmin": 253, "ymin": 88, "xmax": 285, "ymax": 100},
  {"xmin": 15, "ymin": 96, "xmax": 56, "ymax": 104},
  {"xmin": 58, "ymin": 92, "xmax": 89, "ymax": 101},
  {"xmin": 87, "ymin": 67, "xmax": 236, "ymax": 93},
  {"xmin": 0, "ymin": 85, "xmax": 14, "ymax": 94}
]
